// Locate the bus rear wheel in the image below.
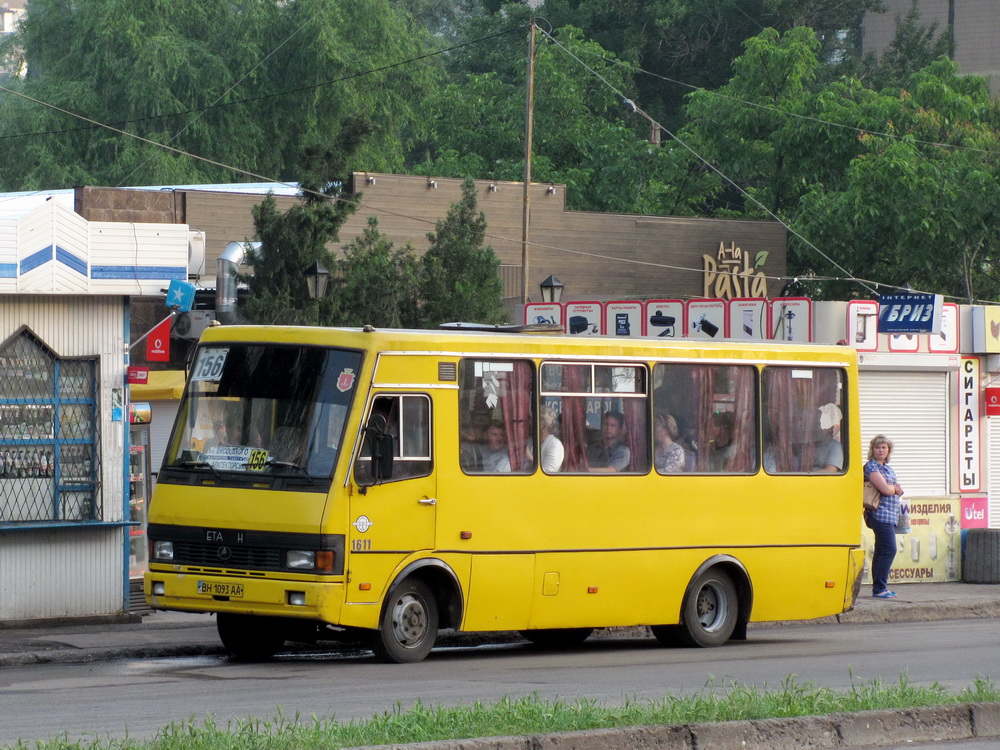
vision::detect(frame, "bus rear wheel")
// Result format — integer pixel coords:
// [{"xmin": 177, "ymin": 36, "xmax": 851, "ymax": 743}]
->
[
  {"xmin": 519, "ymin": 628, "xmax": 594, "ymax": 648},
  {"xmin": 217, "ymin": 613, "xmax": 286, "ymax": 661},
  {"xmin": 656, "ymin": 569, "xmax": 738, "ymax": 648},
  {"xmin": 372, "ymin": 579, "xmax": 439, "ymax": 663}
]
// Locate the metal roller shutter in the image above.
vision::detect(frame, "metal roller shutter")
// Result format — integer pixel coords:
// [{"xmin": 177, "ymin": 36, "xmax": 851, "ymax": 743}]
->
[
  {"xmin": 990, "ymin": 419, "xmax": 1000, "ymax": 528},
  {"xmin": 149, "ymin": 401, "xmax": 179, "ymax": 477},
  {"xmin": 858, "ymin": 371, "xmax": 948, "ymax": 497}
]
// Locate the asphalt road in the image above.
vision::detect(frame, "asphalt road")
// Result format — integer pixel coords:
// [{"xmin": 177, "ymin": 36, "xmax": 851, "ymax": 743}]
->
[{"xmin": 2, "ymin": 617, "xmax": 999, "ymax": 748}]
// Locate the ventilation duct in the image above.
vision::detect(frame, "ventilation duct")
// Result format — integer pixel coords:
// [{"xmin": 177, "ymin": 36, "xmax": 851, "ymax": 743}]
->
[{"xmin": 216, "ymin": 241, "xmax": 259, "ymax": 325}]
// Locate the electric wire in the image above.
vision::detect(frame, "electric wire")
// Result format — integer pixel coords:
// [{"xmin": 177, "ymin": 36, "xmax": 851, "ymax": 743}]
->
[
  {"xmin": 1, "ymin": 21, "xmax": 994, "ymax": 304},
  {"xmin": 0, "ymin": 26, "xmax": 522, "ymax": 143},
  {"xmin": 538, "ymin": 27, "xmax": 879, "ymax": 297}
]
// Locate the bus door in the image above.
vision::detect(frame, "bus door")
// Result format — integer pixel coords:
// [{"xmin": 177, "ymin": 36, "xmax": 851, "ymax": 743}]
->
[{"xmin": 347, "ymin": 393, "xmax": 435, "ymax": 601}]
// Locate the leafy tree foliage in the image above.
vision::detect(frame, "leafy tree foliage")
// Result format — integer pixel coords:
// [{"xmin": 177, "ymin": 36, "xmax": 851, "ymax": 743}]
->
[
  {"xmin": 456, "ymin": 0, "xmax": 883, "ymax": 129},
  {"xmin": 239, "ymin": 120, "xmax": 367, "ymax": 326},
  {"xmin": 420, "ymin": 178, "xmax": 505, "ymax": 326},
  {"xmin": 0, "ymin": 0, "xmax": 440, "ymax": 189},
  {"xmin": 859, "ymin": 0, "xmax": 953, "ymax": 90},
  {"xmin": 335, "ymin": 216, "xmax": 421, "ymax": 328},
  {"xmin": 414, "ymin": 24, "xmax": 691, "ymax": 214},
  {"xmin": 675, "ymin": 27, "xmax": 1000, "ymax": 301}
]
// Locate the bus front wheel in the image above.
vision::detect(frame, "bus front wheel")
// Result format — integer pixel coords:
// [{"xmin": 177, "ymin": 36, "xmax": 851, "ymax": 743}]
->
[
  {"xmin": 656, "ymin": 569, "xmax": 738, "ymax": 648},
  {"xmin": 217, "ymin": 613, "xmax": 286, "ymax": 661},
  {"xmin": 372, "ymin": 579, "xmax": 439, "ymax": 663}
]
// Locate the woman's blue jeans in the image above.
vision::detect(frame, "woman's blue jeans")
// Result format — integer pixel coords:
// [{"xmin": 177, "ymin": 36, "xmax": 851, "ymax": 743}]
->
[{"xmin": 871, "ymin": 519, "xmax": 897, "ymax": 595}]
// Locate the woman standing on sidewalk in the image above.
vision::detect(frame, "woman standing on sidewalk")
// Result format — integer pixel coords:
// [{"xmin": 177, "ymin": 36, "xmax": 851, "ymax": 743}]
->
[{"xmin": 865, "ymin": 434, "xmax": 904, "ymax": 599}]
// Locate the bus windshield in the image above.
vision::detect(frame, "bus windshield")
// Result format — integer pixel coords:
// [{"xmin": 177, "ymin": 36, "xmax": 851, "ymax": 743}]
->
[{"xmin": 164, "ymin": 343, "xmax": 363, "ymax": 478}]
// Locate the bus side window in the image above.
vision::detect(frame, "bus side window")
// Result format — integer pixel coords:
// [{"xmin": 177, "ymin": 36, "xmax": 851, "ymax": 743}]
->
[
  {"xmin": 541, "ymin": 363, "xmax": 649, "ymax": 474},
  {"xmin": 354, "ymin": 394, "xmax": 432, "ymax": 484},
  {"xmin": 458, "ymin": 359, "xmax": 536, "ymax": 474},
  {"xmin": 762, "ymin": 367, "xmax": 845, "ymax": 474},
  {"xmin": 653, "ymin": 363, "xmax": 757, "ymax": 473}
]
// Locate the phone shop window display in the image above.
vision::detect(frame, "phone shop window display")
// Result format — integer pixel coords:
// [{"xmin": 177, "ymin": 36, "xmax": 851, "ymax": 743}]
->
[{"xmin": 0, "ymin": 328, "xmax": 100, "ymax": 523}]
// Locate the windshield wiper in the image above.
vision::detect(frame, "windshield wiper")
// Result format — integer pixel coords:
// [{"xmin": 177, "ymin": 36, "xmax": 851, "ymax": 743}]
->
[
  {"xmin": 176, "ymin": 460, "xmax": 222, "ymax": 480},
  {"xmin": 261, "ymin": 459, "xmax": 314, "ymax": 482}
]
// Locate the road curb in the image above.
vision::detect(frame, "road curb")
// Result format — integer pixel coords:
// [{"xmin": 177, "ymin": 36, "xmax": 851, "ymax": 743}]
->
[{"xmin": 351, "ymin": 702, "xmax": 1000, "ymax": 749}]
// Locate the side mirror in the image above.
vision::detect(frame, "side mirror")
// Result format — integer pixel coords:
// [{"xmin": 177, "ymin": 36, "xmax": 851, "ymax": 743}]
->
[{"xmin": 360, "ymin": 413, "xmax": 394, "ymax": 484}]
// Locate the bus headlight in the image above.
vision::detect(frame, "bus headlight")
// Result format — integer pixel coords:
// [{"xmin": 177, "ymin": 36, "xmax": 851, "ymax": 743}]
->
[
  {"xmin": 286, "ymin": 550, "xmax": 315, "ymax": 570},
  {"xmin": 152, "ymin": 541, "xmax": 174, "ymax": 561}
]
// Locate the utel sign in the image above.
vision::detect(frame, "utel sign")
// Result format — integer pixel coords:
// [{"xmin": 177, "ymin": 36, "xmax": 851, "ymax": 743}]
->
[{"xmin": 877, "ymin": 293, "xmax": 943, "ymax": 334}]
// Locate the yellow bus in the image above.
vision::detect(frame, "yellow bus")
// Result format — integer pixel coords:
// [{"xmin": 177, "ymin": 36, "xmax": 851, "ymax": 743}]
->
[{"xmin": 145, "ymin": 325, "xmax": 865, "ymax": 663}]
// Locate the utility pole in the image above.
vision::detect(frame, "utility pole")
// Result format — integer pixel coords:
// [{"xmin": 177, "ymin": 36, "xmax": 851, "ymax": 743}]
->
[{"xmin": 520, "ymin": 6, "xmax": 540, "ymax": 306}]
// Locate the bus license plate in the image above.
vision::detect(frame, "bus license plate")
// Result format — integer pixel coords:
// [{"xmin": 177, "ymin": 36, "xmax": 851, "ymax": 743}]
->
[{"xmin": 197, "ymin": 581, "xmax": 244, "ymax": 598}]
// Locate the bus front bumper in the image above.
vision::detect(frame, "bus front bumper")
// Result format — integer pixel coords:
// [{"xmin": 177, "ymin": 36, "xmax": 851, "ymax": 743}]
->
[{"xmin": 144, "ymin": 569, "xmax": 344, "ymax": 623}]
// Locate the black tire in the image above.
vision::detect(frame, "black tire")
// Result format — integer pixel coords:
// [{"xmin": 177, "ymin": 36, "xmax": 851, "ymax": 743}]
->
[
  {"xmin": 672, "ymin": 568, "xmax": 739, "ymax": 648},
  {"xmin": 519, "ymin": 628, "xmax": 594, "ymax": 648},
  {"xmin": 371, "ymin": 579, "xmax": 439, "ymax": 663},
  {"xmin": 217, "ymin": 613, "xmax": 286, "ymax": 661},
  {"xmin": 962, "ymin": 529, "xmax": 1000, "ymax": 584},
  {"xmin": 649, "ymin": 624, "xmax": 682, "ymax": 647}
]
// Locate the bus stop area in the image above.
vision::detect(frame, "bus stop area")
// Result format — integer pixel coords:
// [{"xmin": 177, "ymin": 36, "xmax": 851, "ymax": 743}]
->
[{"xmin": 1, "ymin": 581, "xmax": 999, "ymax": 668}]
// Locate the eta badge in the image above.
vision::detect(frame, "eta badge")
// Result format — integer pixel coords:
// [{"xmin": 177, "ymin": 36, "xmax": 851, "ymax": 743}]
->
[{"xmin": 353, "ymin": 515, "xmax": 373, "ymax": 533}]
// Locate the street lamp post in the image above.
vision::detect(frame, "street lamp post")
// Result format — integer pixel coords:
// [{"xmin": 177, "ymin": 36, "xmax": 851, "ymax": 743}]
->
[
  {"xmin": 539, "ymin": 275, "xmax": 564, "ymax": 304},
  {"xmin": 304, "ymin": 261, "xmax": 330, "ymax": 326}
]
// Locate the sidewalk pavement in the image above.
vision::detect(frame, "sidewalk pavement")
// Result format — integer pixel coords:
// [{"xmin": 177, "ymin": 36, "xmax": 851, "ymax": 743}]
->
[{"xmin": 1, "ymin": 582, "xmax": 999, "ymax": 668}]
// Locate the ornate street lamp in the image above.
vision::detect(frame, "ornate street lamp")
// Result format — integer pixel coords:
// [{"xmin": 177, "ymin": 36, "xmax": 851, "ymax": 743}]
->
[{"xmin": 539, "ymin": 275, "xmax": 564, "ymax": 303}]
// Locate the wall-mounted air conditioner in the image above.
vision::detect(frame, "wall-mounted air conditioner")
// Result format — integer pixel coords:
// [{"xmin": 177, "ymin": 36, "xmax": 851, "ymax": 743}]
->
[{"xmin": 172, "ymin": 310, "xmax": 215, "ymax": 341}]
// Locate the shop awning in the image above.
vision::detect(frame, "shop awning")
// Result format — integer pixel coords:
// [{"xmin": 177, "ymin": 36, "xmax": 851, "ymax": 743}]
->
[{"xmin": 129, "ymin": 370, "xmax": 186, "ymax": 400}]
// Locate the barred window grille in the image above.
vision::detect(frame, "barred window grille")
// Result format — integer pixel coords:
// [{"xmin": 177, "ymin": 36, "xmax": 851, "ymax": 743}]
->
[{"xmin": 0, "ymin": 329, "xmax": 100, "ymax": 524}]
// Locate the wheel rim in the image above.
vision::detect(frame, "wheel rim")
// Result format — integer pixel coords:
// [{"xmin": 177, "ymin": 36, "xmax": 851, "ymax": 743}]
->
[
  {"xmin": 695, "ymin": 581, "xmax": 729, "ymax": 633},
  {"xmin": 390, "ymin": 593, "xmax": 428, "ymax": 648}
]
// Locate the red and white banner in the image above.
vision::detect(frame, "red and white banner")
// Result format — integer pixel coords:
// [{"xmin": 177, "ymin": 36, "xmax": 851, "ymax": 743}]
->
[{"xmin": 146, "ymin": 317, "xmax": 172, "ymax": 362}]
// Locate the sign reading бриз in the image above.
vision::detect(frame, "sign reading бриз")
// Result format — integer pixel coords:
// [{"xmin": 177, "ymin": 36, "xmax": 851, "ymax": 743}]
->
[{"xmin": 877, "ymin": 293, "xmax": 943, "ymax": 334}]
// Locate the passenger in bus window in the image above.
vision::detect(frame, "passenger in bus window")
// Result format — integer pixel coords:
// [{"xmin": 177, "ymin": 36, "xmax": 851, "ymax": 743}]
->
[
  {"xmin": 654, "ymin": 413, "xmax": 685, "ymax": 473},
  {"xmin": 708, "ymin": 411, "xmax": 735, "ymax": 472},
  {"xmin": 479, "ymin": 422, "xmax": 511, "ymax": 473},
  {"xmin": 459, "ymin": 418, "xmax": 483, "ymax": 471},
  {"xmin": 812, "ymin": 403, "xmax": 844, "ymax": 472},
  {"xmin": 539, "ymin": 406, "xmax": 564, "ymax": 473},
  {"xmin": 586, "ymin": 411, "xmax": 630, "ymax": 472},
  {"xmin": 204, "ymin": 420, "xmax": 230, "ymax": 451}
]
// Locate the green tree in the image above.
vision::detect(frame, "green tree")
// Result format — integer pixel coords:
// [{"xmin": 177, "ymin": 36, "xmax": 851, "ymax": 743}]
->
[
  {"xmin": 859, "ymin": 0, "xmax": 953, "ymax": 90},
  {"xmin": 456, "ymin": 0, "xmax": 883, "ymax": 129},
  {"xmin": 793, "ymin": 61, "xmax": 1000, "ymax": 302},
  {"xmin": 414, "ymin": 24, "xmax": 695, "ymax": 214},
  {"xmin": 239, "ymin": 120, "xmax": 368, "ymax": 325},
  {"xmin": 420, "ymin": 178, "xmax": 505, "ymax": 326},
  {"xmin": 675, "ymin": 27, "xmax": 1000, "ymax": 300},
  {"xmin": 0, "ymin": 0, "xmax": 440, "ymax": 190},
  {"xmin": 335, "ymin": 216, "xmax": 421, "ymax": 328}
]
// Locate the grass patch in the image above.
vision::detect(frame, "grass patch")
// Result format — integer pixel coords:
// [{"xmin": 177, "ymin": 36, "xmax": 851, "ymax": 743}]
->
[{"xmin": 9, "ymin": 674, "xmax": 999, "ymax": 750}]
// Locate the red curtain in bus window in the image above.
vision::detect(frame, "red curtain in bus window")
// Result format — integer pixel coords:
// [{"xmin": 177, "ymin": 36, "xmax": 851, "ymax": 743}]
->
[
  {"xmin": 561, "ymin": 367, "xmax": 588, "ymax": 471},
  {"xmin": 764, "ymin": 368, "xmax": 797, "ymax": 472},
  {"xmin": 727, "ymin": 367, "xmax": 756, "ymax": 472},
  {"xmin": 499, "ymin": 360, "xmax": 533, "ymax": 472},
  {"xmin": 691, "ymin": 366, "xmax": 714, "ymax": 472},
  {"xmin": 795, "ymin": 374, "xmax": 818, "ymax": 472},
  {"xmin": 622, "ymin": 397, "xmax": 648, "ymax": 472}
]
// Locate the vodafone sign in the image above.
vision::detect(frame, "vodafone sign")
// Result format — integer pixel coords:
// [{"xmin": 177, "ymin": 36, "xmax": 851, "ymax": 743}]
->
[
  {"xmin": 986, "ymin": 387, "xmax": 1000, "ymax": 417},
  {"xmin": 145, "ymin": 317, "xmax": 172, "ymax": 362}
]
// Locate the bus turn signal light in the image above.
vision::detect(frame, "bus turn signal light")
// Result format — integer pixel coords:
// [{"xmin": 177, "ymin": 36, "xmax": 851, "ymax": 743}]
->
[
  {"xmin": 316, "ymin": 550, "xmax": 334, "ymax": 572},
  {"xmin": 587, "ymin": 586, "xmax": 599, "ymax": 594},
  {"xmin": 461, "ymin": 531, "xmax": 473, "ymax": 539}
]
